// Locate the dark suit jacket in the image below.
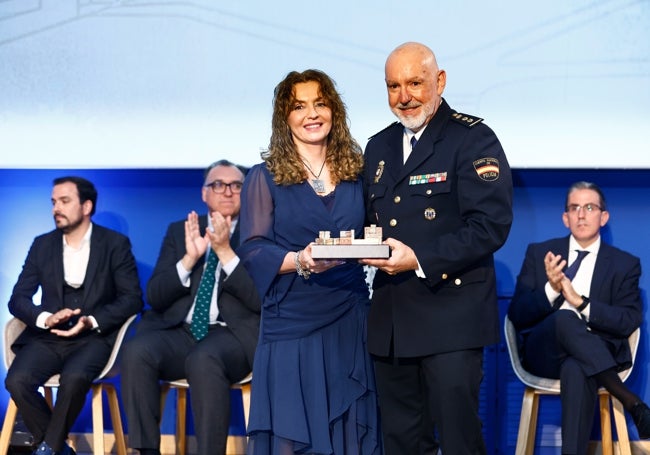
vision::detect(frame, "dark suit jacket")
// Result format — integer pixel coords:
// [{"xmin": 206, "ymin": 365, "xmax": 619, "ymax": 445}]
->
[
  {"xmin": 508, "ymin": 236, "xmax": 643, "ymax": 369},
  {"xmin": 363, "ymin": 99, "xmax": 513, "ymax": 357},
  {"xmin": 8, "ymin": 223, "xmax": 143, "ymax": 346},
  {"xmin": 141, "ymin": 216, "xmax": 260, "ymax": 366}
]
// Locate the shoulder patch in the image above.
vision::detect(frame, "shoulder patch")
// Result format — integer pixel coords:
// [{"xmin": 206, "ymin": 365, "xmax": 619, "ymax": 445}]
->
[
  {"xmin": 368, "ymin": 121, "xmax": 399, "ymax": 140},
  {"xmin": 450, "ymin": 112, "xmax": 483, "ymax": 128}
]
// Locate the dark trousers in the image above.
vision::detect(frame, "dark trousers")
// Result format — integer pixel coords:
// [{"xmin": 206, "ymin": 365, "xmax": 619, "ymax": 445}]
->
[
  {"xmin": 523, "ymin": 309, "xmax": 617, "ymax": 455},
  {"xmin": 4, "ymin": 333, "xmax": 112, "ymax": 452},
  {"xmin": 121, "ymin": 324, "xmax": 250, "ymax": 455},
  {"xmin": 374, "ymin": 348, "xmax": 486, "ymax": 455}
]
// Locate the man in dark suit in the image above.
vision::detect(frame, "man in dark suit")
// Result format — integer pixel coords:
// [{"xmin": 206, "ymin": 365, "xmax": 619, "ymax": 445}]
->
[
  {"xmin": 121, "ymin": 160, "xmax": 261, "ymax": 455},
  {"xmin": 508, "ymin": 181, "xmax": 650, "ymax": 454},
  {"xmin": 361, "ymin": 42, "xmax": 513, "ymax": 454},
  {"xmin": 5, "ymin": 176, "xmax": 143, "ymax": 455}
]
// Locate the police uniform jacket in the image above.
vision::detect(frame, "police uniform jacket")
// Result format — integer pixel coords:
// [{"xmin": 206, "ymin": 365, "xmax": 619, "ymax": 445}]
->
[{"xmin": 363, "ymin": 98, "xmax": 513, "ymax": 358}]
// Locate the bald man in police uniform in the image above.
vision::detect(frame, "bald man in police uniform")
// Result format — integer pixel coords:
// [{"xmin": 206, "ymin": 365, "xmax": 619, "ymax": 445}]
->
[{"xmin": 361, "ymin": 42, "xmax": 513, "ymax": 454}]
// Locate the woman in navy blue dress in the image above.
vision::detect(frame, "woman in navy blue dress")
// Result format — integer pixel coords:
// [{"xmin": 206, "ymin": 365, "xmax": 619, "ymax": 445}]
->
[{"xmin": 238, "ymin": 69, "xmax": 382, "ymax": 455}]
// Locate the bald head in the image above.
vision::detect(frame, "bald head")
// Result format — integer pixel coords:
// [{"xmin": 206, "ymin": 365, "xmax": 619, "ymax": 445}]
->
[
  {"xmin": 385, "ymin": 42, "xmax": 446, "ymax": 131},
  {"xmin": 386, "ymin": 42, "xmax": 438, "ymax": 73}
]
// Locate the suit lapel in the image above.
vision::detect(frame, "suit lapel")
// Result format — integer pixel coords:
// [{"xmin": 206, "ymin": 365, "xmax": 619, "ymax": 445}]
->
[
  {"xmin": 190, "ymin": 216, "xmax": 210, "ymax": 296},
  {"xmin": 52, "ymin": 230, "xmax": 65, "ymax": 305},
  {"xmin": 379, "ymin": 126, "xmax": 406, "ymax": 184},
  {"xmin": 590, "ymin": 243, "xmax": 611, "ymax": 298},
  {"xmin": 82, "ymin": 226, "xmax": 102, "ymax": 306}
]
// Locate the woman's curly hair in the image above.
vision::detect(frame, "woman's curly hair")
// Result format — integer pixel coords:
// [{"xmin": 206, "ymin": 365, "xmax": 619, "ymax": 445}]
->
[{"xmin": 263, "ymin": 69, "xmax": 363, "ymax": 186}]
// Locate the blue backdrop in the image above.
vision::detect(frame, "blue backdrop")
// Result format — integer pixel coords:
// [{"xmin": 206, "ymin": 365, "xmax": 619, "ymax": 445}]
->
[{"xmin": 1, "ymin": 168, "xmax": 649, "ymax": 453}]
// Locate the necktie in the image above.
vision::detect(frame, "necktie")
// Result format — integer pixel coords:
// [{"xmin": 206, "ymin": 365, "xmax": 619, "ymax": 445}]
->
[
  {"xmin": 190, "ymin": 249, "xmax": 218, "ymax": 341},
  {"xmin": 564, "ymin": 250, "xmax": 589, "ymax": 280},
  {"xmin": 404, "ymin": 136, "xmax": 418, "ymax": 163}
]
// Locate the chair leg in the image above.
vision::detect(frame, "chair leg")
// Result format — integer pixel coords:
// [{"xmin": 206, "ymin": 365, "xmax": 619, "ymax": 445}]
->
[
  {"xmin": 105, "ymin": 384, "xmax": 127, "ymax": 455},
  {"xmin": 240, "ymin": 383, "xmax": 251, "ymax": 429},
  {"xmin": 160, "ymin": 383, "xmax": 171, "ymax": 416},
  {"xmin": 240, "ymin": 383, "xmax": 251, "ymax": 449},
  {"xmin": 91, "ymin": 384, "xmax": 105, "ymax": 455},
  {"xmin": 0, "ymin": 399, "xmax": 18, "ymax": 455},
  {"xmin": 44, "ymin": 387, "xmax": 54, "ymax": 409},
  {"xmin": 599, "ymin": 391, "xmax": 613, "ymax": 455},
  {"xmin": 611, "ymin": 396, "xmax": 631, "ymax": 455},
  {"xmin": 176, "ymin": 388, "xmax": 187, "ymax": 455},
  {"xmin": 515, "ymin": 388, "xmax": 539, "ymax": 455}
]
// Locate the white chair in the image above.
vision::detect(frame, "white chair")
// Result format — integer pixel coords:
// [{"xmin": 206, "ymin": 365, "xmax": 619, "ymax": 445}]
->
[
  {"xmin": 0, "ymin": 314, "xmax": 137, "ymax": 455},
  {"xmin": 159, "ymin": 373, "xmax": 252, "ymax": 455},
  {"xmin": 504, "ymin": 315, "xmax": 640, "ymax": 455}
]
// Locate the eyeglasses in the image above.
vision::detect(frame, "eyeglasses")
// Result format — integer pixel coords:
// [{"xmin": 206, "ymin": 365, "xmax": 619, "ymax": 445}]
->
[
  {"xmin": 204, "ymin": 180, "xmax": 243, "ymax": 194},
  {"xmin": 566, "ymin": 203, "xmax": 602, "ymax": 214}
]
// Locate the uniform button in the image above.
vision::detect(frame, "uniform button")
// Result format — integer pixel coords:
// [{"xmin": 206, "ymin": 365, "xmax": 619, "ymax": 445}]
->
[
  {"xmin": 389, "ymin": 219, "xmax": 397, "ymax": 227},
  {"xmin": 426, "ymin": 189, "xmax": 432, "ymax": 195},
  {"xmin": 454, "ymin": 278, "xmax": 462, "ymax": 286},
  {"xmin": 394, "ymin": 196, "xmax": 401, "ymax": 203},
  {"xmin": 441, "ymin": 273, "xmax": 448, "ymax": 280},
  {"xmin": 371, "ymin": 193, "xmax": 375, "ymax": 198}
]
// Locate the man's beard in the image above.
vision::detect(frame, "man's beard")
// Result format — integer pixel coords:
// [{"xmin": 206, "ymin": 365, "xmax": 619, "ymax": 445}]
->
[
  {"xmin": 392, "ymin": 101, "xmax": 435, "ymax": 131},
  {"xmin": 55, "ymin": 215, "xmax": 83, "ymax": 234}
]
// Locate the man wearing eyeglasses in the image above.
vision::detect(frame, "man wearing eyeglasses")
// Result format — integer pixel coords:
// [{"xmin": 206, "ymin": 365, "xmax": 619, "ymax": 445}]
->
[
  {"xmin": 121, "ymin": 160, "xmax": 261, "ymax": 455},
  {"xmin": 508, "ymin": 181, "xmax": 650, "ymax": 454}
]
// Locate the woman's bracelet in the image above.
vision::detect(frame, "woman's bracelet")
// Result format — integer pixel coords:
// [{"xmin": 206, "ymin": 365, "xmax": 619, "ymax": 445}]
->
[{"xmin": 294, "ymin": 250, "xmax": 311, "ymax": 279}]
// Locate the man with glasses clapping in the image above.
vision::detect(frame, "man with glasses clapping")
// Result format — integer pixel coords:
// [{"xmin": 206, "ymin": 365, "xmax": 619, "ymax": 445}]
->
[
  {"xmin": 508, "ymin": 181, "xmax": 650, "ymax": 454},
  {"xmin": 121, "ymin": 160, "xmax": 261, "ymax": 455}
]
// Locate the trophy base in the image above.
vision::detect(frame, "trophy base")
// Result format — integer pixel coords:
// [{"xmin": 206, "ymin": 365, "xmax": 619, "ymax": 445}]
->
[{"xmin": 311, "ymin": 244, "xmax": 390, "ymax": 259}]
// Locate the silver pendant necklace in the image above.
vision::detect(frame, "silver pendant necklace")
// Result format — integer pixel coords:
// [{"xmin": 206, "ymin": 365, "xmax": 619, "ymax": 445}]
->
[{"xmin": 302, "ymin": 158, "xmax": 327, "ymax": 194}]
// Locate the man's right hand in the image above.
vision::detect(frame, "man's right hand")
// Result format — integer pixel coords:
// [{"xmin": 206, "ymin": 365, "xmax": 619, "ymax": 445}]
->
[
  {"xmin": 544, "ymin": 251, "xmax": 567, "ymax": 293},
  {"xmin": 182, "ymin": 210, "xmax": 209, "ymax": 271}
]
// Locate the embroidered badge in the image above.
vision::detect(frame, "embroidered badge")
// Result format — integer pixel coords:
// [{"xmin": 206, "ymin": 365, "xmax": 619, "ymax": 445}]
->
[
  {"xmin": 424, "ymin": 207, "xmax": 437, "ymax": 220},
  {"xmin": 409, "ymin": 172, "xmax": 447, "ymax": 185},
  {"xmin": 473, "ymin": 158, "xmax": 500, "ymax": 181},
  {"xmin": 374, "ymin": 160, "xmax": 385, "ymax": 183}
]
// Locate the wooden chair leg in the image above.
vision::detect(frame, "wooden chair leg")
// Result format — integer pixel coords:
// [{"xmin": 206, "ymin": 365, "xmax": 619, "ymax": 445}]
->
[
  {"xmin": 612, "ymin": 396, "xmax": 631, "ymax": 455},
  {"xmin": 176, "ymin": 388, "xmax": 187, "ymax": 455},
  {"xmin": 44, "ymin": 387, "xmax": 54, "ymax": 408},
  {"xmin": 91, "ymin": 383, "xmax": 105, "ymax": 455},
  {"xmin": 105, "ymin": 384, "xmax": 127, "ymax": 455},
  {"xmin": 240, "ymin": 383, "xmax": 251, "ymax": 429},
  {"xmin": 599, "ymin": 391, "xmax": 613, "ymax": 455},
  {"xmin": 516, "ymin": 387, "xmax": 539, "ymax": 455},
  {"xmin": 160, "ymin": 383, "xmax": 171, "ymax": 416},
  {"xmin": 0, "ymin": 399, "xmax": 18, "ymax": 455}
]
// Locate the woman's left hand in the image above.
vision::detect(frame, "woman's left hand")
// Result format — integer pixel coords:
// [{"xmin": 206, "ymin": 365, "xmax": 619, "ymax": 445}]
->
[{"xmin": 301, "ymin": 243, "xmax": 345, "ymax": 274}]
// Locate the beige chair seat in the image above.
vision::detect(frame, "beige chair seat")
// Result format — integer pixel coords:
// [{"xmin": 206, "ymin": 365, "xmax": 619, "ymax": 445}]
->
[
  {"xmin": 0, "ymin": 315, "xmax": 137, "ymax": 455},
  {"xmin": 504, "ymin": 315, "xmax": 640, "ymax": 455}
]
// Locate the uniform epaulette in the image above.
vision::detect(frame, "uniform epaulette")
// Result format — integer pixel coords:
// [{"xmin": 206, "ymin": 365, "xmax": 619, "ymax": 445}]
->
[
  {"xmin": 450, "ymin": 112, "xmax": 483, "ymax": 128},
  {"xmin": 368, "ymin": 121, "xmax": 399, "ymax": 140}
]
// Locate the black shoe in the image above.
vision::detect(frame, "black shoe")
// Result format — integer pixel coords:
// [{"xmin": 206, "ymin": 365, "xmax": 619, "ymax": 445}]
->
[
  {"xmin": 631, "ymin": 401, "xmax": 650, "ymax": 439},
  {"xmin": 32, "ymin": 441, "xmax": 76, "ymax": 455},
  {"xmin": 32, "ymin": 441, "xmax": 55, "ymax": 455}
]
